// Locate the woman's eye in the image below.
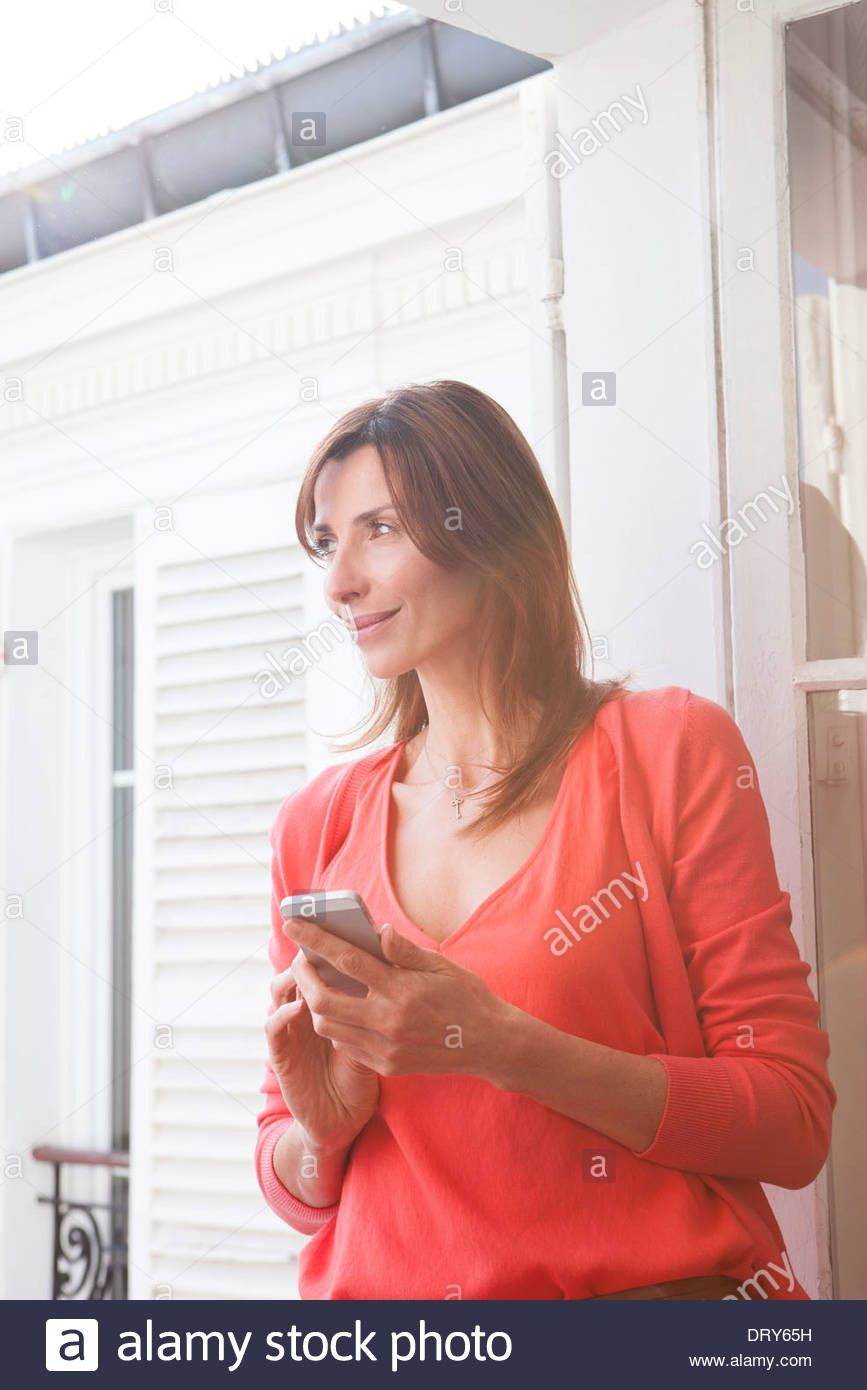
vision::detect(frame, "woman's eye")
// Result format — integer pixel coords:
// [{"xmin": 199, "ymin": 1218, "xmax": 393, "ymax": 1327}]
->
[{"xmin": 311, "ymin": 520, "xmax": 396, "ymax": 559}]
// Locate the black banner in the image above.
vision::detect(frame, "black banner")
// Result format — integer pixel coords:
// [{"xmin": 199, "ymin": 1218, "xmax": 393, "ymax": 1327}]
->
[{"xmin": 4, "ymin": 1298, "xmax": 858, "ymax": 1387}]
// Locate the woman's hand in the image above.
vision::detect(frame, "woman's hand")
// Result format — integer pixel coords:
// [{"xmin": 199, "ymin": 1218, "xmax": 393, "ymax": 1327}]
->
[
  {"xmin": 265, "ymin": 929, "xmax": 382, "ymax": 1153},
  {"xmin": 283, "ymin": 915, "xmax": 514, "ymax": 1080}
]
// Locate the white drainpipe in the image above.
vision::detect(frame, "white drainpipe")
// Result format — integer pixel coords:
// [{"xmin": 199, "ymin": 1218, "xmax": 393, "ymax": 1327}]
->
[{"xmin": 520, "ymin": 73, "xmax": 571, "ymax": 550}]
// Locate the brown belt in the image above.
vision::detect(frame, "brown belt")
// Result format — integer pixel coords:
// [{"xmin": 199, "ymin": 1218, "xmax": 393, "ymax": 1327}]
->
[{"xmin": 586, "ymin": 1274, "xmax": 746, "ymax": 1300}]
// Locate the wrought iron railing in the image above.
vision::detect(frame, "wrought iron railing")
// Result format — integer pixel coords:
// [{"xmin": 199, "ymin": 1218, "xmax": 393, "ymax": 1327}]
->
[{"xmin": 32, "ymin": 1145, "xmax": 129, "ymax": 1299}]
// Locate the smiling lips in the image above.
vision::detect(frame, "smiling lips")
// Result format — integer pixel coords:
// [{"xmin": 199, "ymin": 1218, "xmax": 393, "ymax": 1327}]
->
[{"xmin": 347, "ymin": 608, "xmax": 400, "ymax": 639}]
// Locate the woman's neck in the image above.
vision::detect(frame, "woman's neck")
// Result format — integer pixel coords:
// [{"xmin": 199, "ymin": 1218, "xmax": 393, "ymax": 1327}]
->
[{"xmin": 401, "ymin": 705, "xmax": 544, "ymax": 787}]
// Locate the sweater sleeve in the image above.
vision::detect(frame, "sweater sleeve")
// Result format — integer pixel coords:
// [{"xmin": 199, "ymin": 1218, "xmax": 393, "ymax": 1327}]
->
[
  {"xmin": 631, "ymin": 691, "xmax": 836, "ymax": 1189},
  {"xmin": 254, "ymin": 785, "xmax": 340, "ymax": 1235}
]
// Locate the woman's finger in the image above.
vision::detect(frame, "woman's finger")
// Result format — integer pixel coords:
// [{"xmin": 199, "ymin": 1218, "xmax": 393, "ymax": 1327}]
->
[
  {"xmin": 265, "ymin": 997, "xmax": 309, "ymax": 1047},
  {"xmin": 270, "ymin": 961, "xmax": 301, "ymax": 1009},
  {"xmin": 283, "ymin": 915, "xmax": 385, "ymax": 990},
  {"xmin": 290, "ymin": 951, "xmax": 322, "ymax": 991},
  {"xmin": 313, "ymin": 1012, "xmax": 385, "ymax": 1055},
  {"xmin": 291, "ymin": 952, "xmax": 382, "ymax": 1028}
]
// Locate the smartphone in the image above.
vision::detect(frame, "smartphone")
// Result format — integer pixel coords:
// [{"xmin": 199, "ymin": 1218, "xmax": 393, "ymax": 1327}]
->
[{"xmin": 280, "ymin": 890, "xmax": 387, "ymax": 997}]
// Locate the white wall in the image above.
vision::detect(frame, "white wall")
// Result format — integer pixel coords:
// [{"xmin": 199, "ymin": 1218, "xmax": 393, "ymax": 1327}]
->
[{"xmin": 554, "ymin": 1, "xmax": 724, "ymax": 699}]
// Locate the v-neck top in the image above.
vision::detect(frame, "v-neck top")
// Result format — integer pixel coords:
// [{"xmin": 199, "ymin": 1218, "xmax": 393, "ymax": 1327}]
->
[
  {"xmin": 378, "ymin": 729, "xmax": 584, "ymax": 952},
  {"xmin": 256, "ymin": 685, "xmax": 835, "ymax": 1300}
]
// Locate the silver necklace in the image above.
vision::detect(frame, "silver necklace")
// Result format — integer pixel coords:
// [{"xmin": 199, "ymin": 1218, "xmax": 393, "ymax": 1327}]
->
[{"xmin": 415, "ymin": 733, "xmax": 500, "ymax": 821}]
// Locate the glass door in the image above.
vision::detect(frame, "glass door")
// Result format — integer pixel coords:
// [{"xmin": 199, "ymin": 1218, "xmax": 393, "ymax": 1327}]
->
[{"xmin": 784, "ymin": 0, "xmax": 867, "ymax": 1300}]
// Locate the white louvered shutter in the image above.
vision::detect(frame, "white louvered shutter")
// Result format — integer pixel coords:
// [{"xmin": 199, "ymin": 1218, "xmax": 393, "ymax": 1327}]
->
[{"xmin": 127, "ymin": 480, "xmax": 350, "ymax": 1299}]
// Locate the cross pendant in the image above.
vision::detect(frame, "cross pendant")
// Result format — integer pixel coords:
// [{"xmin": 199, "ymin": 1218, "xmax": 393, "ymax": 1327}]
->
[{"xmin": 451, "ymin": 789, "xmax": 464, "ymax": 820}]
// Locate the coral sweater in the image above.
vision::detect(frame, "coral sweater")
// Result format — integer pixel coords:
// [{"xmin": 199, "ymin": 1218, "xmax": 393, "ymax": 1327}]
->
[{"xmin": 255, "ymin": 685, "xmax": 835, "ymax": 1300}]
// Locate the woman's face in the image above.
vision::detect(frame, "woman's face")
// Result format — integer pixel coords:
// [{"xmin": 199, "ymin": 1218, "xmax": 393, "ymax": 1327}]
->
[{"xmin": 313, "ymin": 444, "xmax": 486, "ymax": 681}]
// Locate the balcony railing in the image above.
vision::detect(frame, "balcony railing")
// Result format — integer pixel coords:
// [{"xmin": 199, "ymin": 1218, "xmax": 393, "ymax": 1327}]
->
[{"xmin": 32, "ymin": 1145, "xmax": 129, "ymax": 1299}]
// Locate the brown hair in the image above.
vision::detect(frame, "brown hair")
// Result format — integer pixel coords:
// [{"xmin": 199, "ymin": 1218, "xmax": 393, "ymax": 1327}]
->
[{"xmin": 294, "ymin": 379, "xmax": 633, "ymax": 838}]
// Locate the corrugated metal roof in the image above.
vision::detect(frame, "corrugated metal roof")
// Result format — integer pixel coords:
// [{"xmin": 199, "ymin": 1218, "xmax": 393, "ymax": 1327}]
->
[{"xmin": 0, "ymin": 9, "xmax": 549, "ymax": 275}]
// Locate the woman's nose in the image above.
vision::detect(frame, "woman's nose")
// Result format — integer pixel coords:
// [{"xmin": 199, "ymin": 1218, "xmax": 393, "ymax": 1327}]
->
[{"xmin": 324, "ymin": 539, "xmax": 363, "ymax": 608}]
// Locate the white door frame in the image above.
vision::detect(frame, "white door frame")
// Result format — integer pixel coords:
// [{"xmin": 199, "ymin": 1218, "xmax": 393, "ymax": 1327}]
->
[{"xmin": 714, "ymin": 0, "xmax": 866, "ymax": 1298}]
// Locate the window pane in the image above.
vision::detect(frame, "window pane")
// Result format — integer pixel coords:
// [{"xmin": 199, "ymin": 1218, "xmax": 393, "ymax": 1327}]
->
[
  {"xmin": 112, "ymin": 587, "xmax": 135, "ymax": 773},
  {"xmin": 786, "ymin": 4, "xmax": 867, "ymax": 659},
  {"xmin": 806, "ymin": 688, "xmax": 867, "ymax": 1298}
]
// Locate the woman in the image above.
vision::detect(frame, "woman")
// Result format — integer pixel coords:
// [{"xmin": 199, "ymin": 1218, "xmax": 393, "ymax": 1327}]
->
[{"xmin": 256, "ymin": 379, "xmax": 835, "ymax": 1301}]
